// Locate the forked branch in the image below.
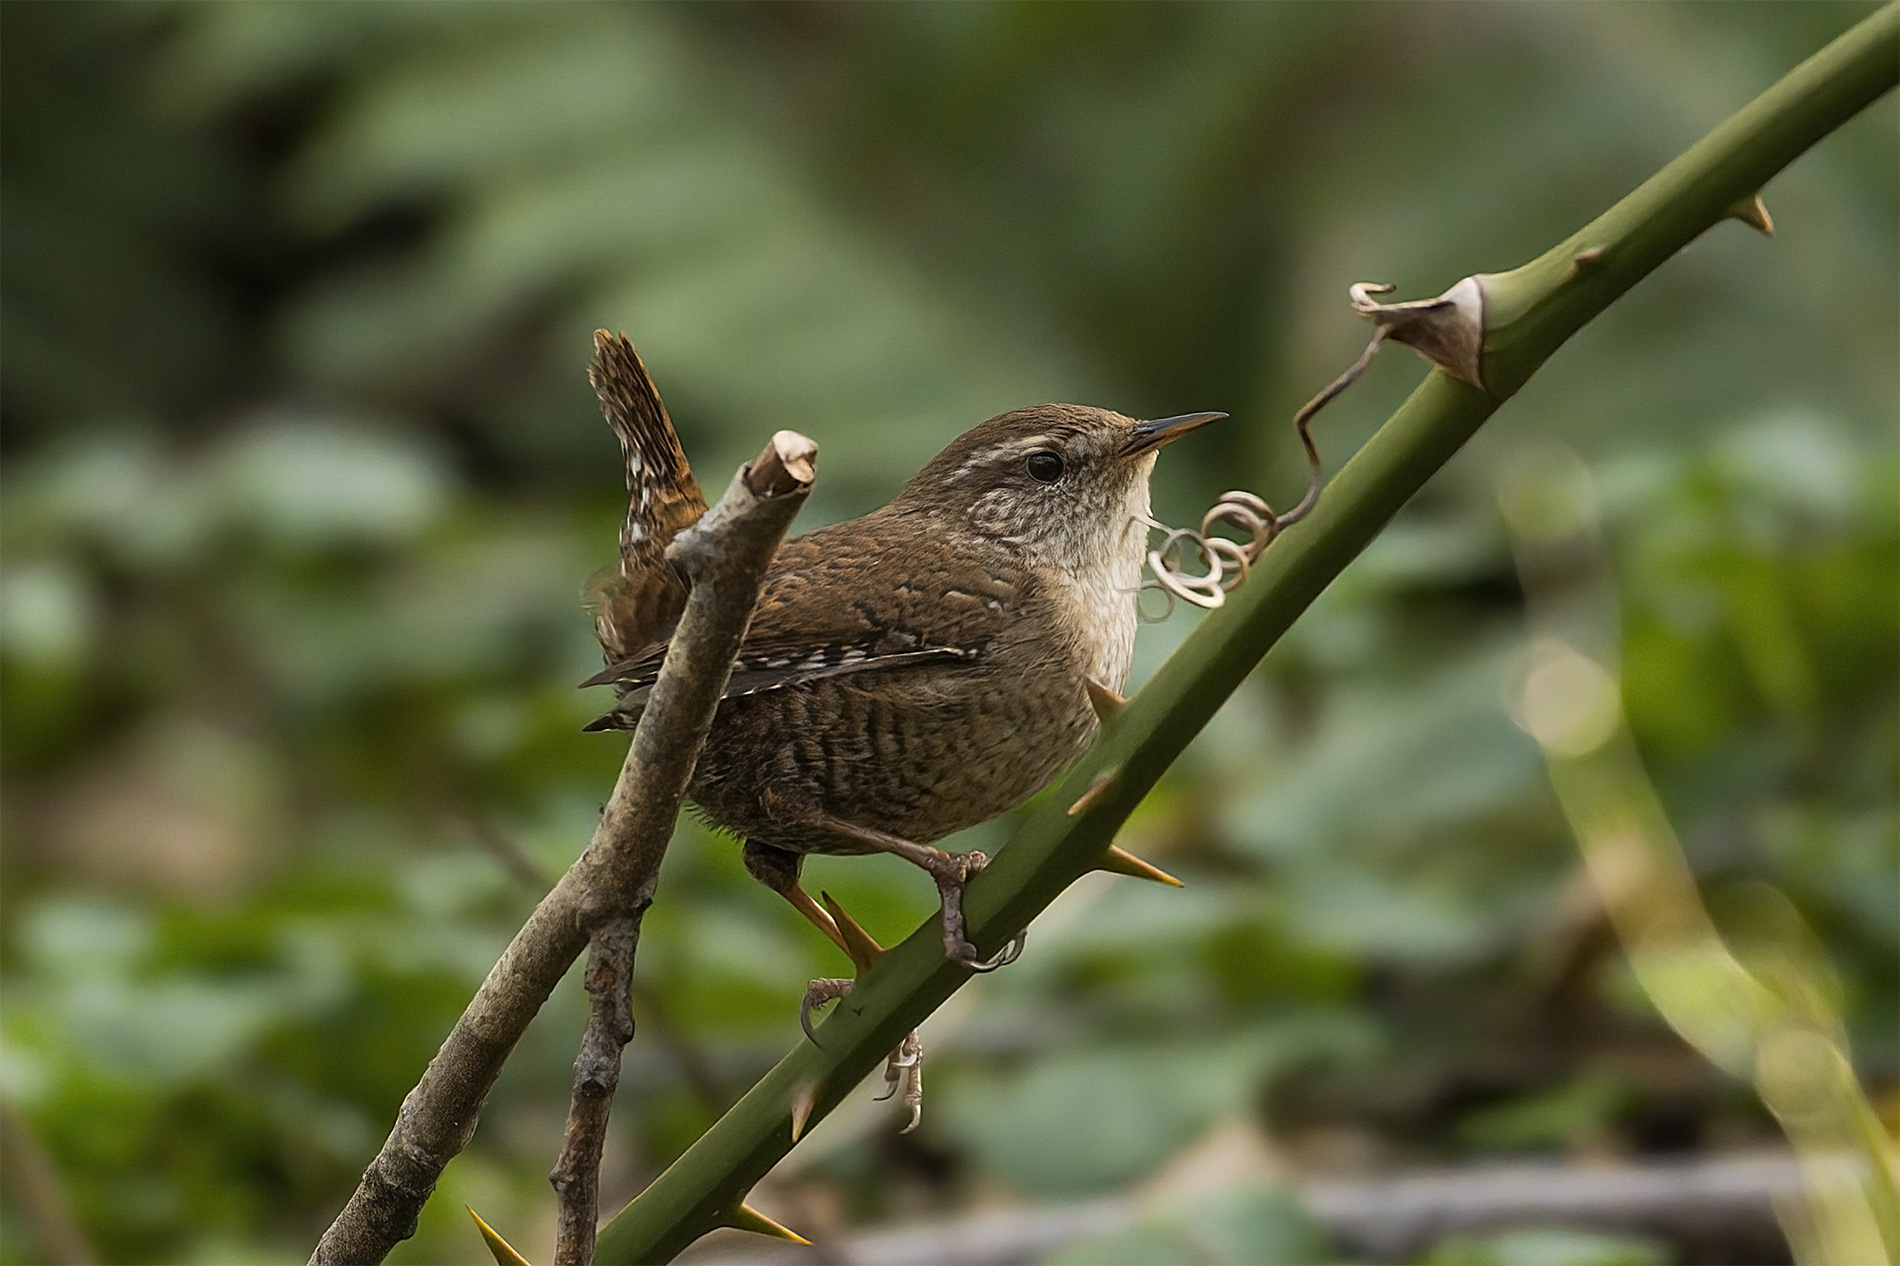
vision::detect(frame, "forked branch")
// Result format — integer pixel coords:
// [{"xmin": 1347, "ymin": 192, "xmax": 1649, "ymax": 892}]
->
[{"xmin": 309, "ymin": 340, "xmax": 817, "ymax": 1266}]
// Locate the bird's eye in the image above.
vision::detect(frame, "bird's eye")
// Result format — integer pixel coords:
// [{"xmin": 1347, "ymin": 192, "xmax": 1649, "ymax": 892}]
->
[{"xmin": 1025, "ymin": 451, "xmax": 1065, "ymax": 484}]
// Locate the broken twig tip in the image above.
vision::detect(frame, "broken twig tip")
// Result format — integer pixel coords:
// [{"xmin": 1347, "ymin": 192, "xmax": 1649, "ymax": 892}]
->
[
  {"xmin": 728, "ymin": 1202, "xmax": 813, "ymax": 1245},
  {"xmin": 469, "ymin": 1207, "xmax": 535, "ymax": 1266},
  {"xmin": 771, "ymin": 430, "xmax": 818, "ymax": 484},
  {"xmin": 1099, "ymin": 844, "xmax": 1185, "ymax": 888},
  {"xmin": 742, "ymin": 431, "xmax": 819, "ymax": 498}
]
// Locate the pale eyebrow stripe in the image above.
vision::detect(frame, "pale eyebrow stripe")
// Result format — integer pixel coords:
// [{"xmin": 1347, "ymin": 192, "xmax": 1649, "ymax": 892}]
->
[{"xmin": 945, "ymin": 435, "xmax": 1055, "ymax": 484}]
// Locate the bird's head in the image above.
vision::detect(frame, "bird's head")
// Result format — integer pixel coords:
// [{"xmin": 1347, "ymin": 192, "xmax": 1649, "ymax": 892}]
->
[{"xmin": 893, "ymin": 404, "xmax": 1224, "ymax": 568}]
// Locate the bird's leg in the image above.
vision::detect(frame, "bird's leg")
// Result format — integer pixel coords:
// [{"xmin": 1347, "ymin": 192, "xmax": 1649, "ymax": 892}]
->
[
  {"xmin": 797, "ymin": 891, "xmax": 891, "ymax": 1042},
  {"xmin": 743, "ymin": 841, "xmax": 849, "ymax": 955},
  {"xmin": 743, "ymin": 843, "xmax": 859, "ymax": 1029},
  {"xmin": 802, "ymin": 814, "xmax": 1026, "ymax": 970},
  {"xmin": 742, "ymin": 843, "xmax": 926, "ymax": 1128},
  {"xmin": 797, "ymin": 894, "xmax": 923, "ymax": 1129}
]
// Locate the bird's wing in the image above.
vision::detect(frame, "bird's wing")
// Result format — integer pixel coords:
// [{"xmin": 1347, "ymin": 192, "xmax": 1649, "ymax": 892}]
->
[{"xmin": 580, "ymin": 519, "xmax": 1025, "ymax": 730}]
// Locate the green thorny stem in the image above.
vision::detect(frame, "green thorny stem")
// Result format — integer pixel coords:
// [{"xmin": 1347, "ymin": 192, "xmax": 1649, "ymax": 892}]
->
[{"xmin": 594, "ymin": 8, "xmax": 1898, "ymax": 1262}]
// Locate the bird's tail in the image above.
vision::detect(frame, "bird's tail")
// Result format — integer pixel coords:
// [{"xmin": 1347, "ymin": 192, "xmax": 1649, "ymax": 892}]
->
[{"xmin": 585, "ymin": 331, "xmax": 709, "ymax": 664}]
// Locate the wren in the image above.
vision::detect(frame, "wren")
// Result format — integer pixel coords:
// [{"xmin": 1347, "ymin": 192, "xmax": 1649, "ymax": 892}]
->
[{"xmin": 581, "ymin": 332, "xmax": 1219, "ymax": 973}]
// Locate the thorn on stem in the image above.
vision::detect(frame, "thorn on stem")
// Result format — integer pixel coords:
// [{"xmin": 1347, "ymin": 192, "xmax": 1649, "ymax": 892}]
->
[
  {"xmin": 1085, "ymin": 677, "xmax": 1128, "ymax": 723},
  {"xmin": 818, "ymin": 891, "xmax": 886, "ymax": 976},
  {"xmin": 790, "ymin": 1082, "xmax": 818, "ymax": 1142},
  {"xmin": 1726, "ymin": 192, "xmax": 1774, "ymax": 235},
  {"xmin": 1098, "ymin": 844, "xmax": 1185, "ymax": 887},
  {"xmin": 469, "ymin": 1208, "xmax": 535, "ymax": 1266},
  {"xmin": 726, "ymin": 1202, "xmax": 812, "ymax": 1245},
  {"xmin": 1067, "ymin": 769, "xmax": 1121, "ymax": 816}
]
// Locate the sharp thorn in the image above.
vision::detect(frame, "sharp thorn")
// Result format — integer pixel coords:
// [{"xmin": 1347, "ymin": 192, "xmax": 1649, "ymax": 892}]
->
[
  {"xmin": 787, "ymin": 885, "xmax": 849, "ymax": 958},
  {"xmin": 1098, "ymin": 844, "xmax": 1184, "ymax": 887},
  {"xmin": 819, "ymin": 890, "xmax": 887, "ymax": 976},
  {"xmin": 1727, "ymin": 192, "xmax": 1773, "ymax": 235},
  {"xmin": 790, "ymin": 1081, "xmax": 817, "ymax": 1142},
  {"xmin": 468, "ymin": 1207, "xmax": 534, "ymax": 1266},
  {"xmin": 1067, "ymin": 769, "xmax": 1120, "ymax": 817},
  {"xmin": 1085, "ymin": 677, "xmax": 1128, "ymax": 723},
  {"xmin": 727, "ymin": 1201, "xmax": 812, "ymax": 1245}
]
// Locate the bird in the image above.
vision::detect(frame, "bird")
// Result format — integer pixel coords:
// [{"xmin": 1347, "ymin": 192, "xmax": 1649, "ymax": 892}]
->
[{"xmin": 581, "ymin": 331, "xmax": 1213, "ymax": 988}]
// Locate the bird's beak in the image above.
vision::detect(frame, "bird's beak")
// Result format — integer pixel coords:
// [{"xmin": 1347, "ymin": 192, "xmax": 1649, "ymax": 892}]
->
[{"xmin": 1122, "ymin": 411, "xmax": 1226, "ymax": 457}]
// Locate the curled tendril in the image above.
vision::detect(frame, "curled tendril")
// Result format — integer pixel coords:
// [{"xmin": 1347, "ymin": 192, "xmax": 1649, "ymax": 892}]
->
[
  {"xmin": 1135, "ymin": 581, "xmax": 1176, "ymax": 623},
  {"xmin": 1144, "ymin": 497, "xmax": 1271, "ymax": 610},
  {"xmin": 1141, "ymin": 313, "xmax": 1391, "ymax": 609}
]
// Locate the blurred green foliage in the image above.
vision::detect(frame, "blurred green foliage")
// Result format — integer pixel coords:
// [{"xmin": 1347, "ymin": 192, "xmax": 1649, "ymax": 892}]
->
[{"xmin": 1, "ymin": 4, "xmax": 1892, "ymax": 1263}]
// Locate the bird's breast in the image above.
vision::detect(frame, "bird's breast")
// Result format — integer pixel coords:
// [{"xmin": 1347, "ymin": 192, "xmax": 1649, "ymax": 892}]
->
[
  {"xmin": 1043, "ymin": 535, "xmax": 1143, "ymax": 692},
  {"xmin": 1042, "ymin": 469, "xmax": 1156, "ymax": 692}
]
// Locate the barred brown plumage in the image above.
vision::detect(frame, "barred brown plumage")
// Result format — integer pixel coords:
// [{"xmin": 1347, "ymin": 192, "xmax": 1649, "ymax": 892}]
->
[{"xmin": 582, "ymin": 333, "xmax": 1218, "ymax": 1119}]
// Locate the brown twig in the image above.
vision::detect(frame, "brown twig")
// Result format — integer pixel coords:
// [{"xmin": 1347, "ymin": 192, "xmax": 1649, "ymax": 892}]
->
[
  {"xmin": 465, "ymin": 814, "xmax": 729, "ymax": 1136},
  {"xmin": 309, "ymin": 411, "xmax": 817, "ymax": 1264},
  {"xmin": 462, "ymin": 819, "xmax": 728, "ymax": 1242},
  {"xmin": 551, "ymin": 917, "xmax": 640, "ymax": 1265}
]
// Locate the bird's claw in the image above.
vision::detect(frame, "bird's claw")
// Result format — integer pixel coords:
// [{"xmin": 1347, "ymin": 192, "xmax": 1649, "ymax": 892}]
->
[
  {"xmin": 799, "ymin": 980, "xmax": 925, "ymax": 1133},
  {"xmin": 873, "ymin": 1030, "xmax": 925, "ymax": 1133},
  {"xmin": 962, "ymin": 929, "xmax": 1027, "ymax": 972},
  {"xmin": 800, "ymin": 977, "xmax": 854, "ymax": 1044},
  {"xmin": 795, "ymin": 844, "xmax": 1017, "ymax": 1133}
]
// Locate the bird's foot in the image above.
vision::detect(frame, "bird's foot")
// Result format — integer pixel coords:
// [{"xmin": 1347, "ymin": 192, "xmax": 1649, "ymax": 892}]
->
[
  {"xmin": 798, "ymin": 894, "xmax": 889, "ymax": 1044},
  {"xmin": 873, "ymin": 1029, "xmax": 925, "ymax": 1133},
  {"xmin": 799, "ymin": 979, "xmax": 926, "ymax": 1132},
  {"xmin": 800, "ymin": 977, "xmax": 853, "ymax": 1044},
  {"xmin": 787, "ymin": 817, "xmax": 1028, "ymax": 972},
  {"xmin": 925, "ymin": 849, "xmax": 1028, "ymax": 969}
]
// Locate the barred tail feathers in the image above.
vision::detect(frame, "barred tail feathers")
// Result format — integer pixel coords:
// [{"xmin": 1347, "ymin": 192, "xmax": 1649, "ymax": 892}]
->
[{"xmin": 587, "ymin": 331, "xmax": 709, "ymax": 663}]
